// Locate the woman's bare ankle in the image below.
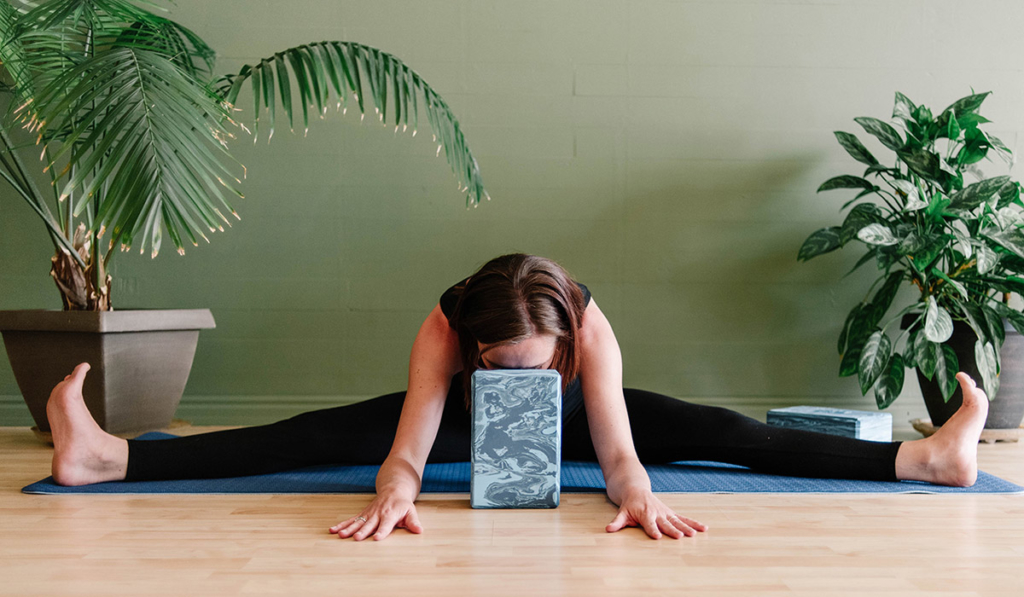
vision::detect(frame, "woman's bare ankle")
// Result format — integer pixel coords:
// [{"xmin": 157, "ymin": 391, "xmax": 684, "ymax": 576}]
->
[
  {"xmin": 47, "ymin": 363, "xmax": 130, "ymax": 486},
  {"xmin": 894, "ymin": 372, "xmax": 987, "ymax": 487}
]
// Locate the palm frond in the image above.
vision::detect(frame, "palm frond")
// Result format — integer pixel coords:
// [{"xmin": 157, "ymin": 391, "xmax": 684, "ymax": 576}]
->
[
  {"xmin": 17, "ymin": 0, "xmax": 214, "ymax": 78},
  {"xmin": 219, "ymin": 41, "xmax": 489, "ymax": 207},
  {"xmin": 25, "ymin": 44, "xmax": 244, "ymax": 259}
]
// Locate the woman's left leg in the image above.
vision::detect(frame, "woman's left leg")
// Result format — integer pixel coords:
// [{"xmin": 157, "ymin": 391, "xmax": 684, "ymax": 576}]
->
[
  {"xmin": 562, "ymin": 380, "xmax": 988, "ymax": 485},
  {"xmin": 562, "ymin": 388, "xmax": 901, "ymax": 480}
]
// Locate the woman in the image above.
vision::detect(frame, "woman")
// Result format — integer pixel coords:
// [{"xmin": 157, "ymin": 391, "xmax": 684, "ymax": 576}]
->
[{"xmin": 45, "ymin": 253, "xmax": 989, "ymax": 542}]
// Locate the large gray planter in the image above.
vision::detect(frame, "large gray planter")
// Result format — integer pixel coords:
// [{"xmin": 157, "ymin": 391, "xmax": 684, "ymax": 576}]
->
[{"xmin": 0, "ymin": 309, "xmax": 215, "ymax": 434}]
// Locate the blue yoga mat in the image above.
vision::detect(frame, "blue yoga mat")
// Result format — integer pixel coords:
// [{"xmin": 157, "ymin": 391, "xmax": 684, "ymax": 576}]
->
[{"xmin": 23, "ymin": 433, "xmax": 1024, "ymax": 495}]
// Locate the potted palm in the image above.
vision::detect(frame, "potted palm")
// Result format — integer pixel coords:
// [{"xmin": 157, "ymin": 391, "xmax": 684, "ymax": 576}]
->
[
  {"xmin": 0, "ymin": 0, "xmax": 487, "ymax": 433},
  {"xmin": 799, "ymin": 90, "xmax": 1024, "ymax": 430}
]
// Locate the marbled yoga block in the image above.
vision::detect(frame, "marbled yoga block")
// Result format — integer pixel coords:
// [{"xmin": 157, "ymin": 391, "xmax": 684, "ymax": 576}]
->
[
  {"xmin": 767, "ymin": 406, "xmax": 892, "ymax": 442},
  {"xmin": 470, "ymin": 370, "xmax": 561, "ymax": 509}
]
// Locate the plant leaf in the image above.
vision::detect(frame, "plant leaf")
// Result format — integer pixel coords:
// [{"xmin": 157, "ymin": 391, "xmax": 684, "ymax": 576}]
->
[
  {"xmin": 835, "ymin": 131, "xmax": 879, "ymax": 166},
  {"xmin": 854, "ymin": 116, "xmax": 903, "ymax": 151},
  {"xmin": 907, "ymin": 234, "xmax": 946, "ymax": 272},
  {"xmin": 874, "ymin": 353, "xmax": 905, "ymax": 409},
  {"xmin": 219, "ymin": 42, "xmax": 488, "ymax": 206},
  {"xmin": 904, "ymin": 327, "xmax": 920, "ymax": 369},
  {"xmin": 893, "ymin": 92, "xmax": 917, "ymax": 122},
  {"xmin": 942, "ymin": 91, "xmax": 991, "ymax": 117},
  {"xmin": 31, "ymin": 45, "xmax": 243, "ymax": 259},
  {"xmin": 934, "ymin": 343, "xmax": 960, "ymax": 402},
  {"xmin": 870, "ymin": 270, "xmax": 904, "ymax": 319},
  {"xmin": 984, "ymin": 228, "xmax": 1024, "ymax": 259},
  {"xmin": 858, "ymin": 330, "xmax": 891, "ymax": 394},
  {"xmin": 840, "ymin": 204, "xmax": 883, "ymax": 244},
  {"xmin": 818, "ymin": 175, "xmax": 875, "ymax": 193},
  {"xmin": 980, "ymin": 304, "xmax": 1006, "ymax": 346},
  {"xmin": 948, "ymin": 176, "xmax": 1013, "ymax": 211},
  {"xmin": 897, "ymin": 148, "xmax": 942, "ymax": 182},
  {"xmin": 975, "ymin": 340, "xmax": 999, "ymax": 399},
  {"xmin": 991, "ymin": 302, "xmax": 1024, "ymax": 336},
  {"xmin": 976, "ymin": 244, "xmax": 998, "ymax": 274},
  {"xmin": 914, "ymin": 330, "xmax": 938, "ymax": 380},
  {"xmin": 925, "ymin": 296, "xmax": 954, "ymax": 343},
  {"xmin": 798, "ymin": 227, "xmax": 842, "ymax": 261},
  {"xmin": 857, "ymin": 223, "xmax": 899, "ymax": 246},
  {"xmin": 838, "ymin": 304, "xmax": 864, "ymax": 355},
  {"xmin": 892, "ymin": 179, "xmax": 927, "ymax": 211}
]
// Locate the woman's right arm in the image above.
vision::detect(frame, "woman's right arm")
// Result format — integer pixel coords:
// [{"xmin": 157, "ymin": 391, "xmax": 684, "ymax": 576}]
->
[{"xmin": 329, "ymin": 303, "xmax": 461, "ymax": 541}]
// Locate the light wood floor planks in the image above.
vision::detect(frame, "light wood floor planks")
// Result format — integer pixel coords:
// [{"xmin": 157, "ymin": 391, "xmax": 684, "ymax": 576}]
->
[{"xmin": 1, "ymin": 426, "xmax": 1022, "ymax": 596}]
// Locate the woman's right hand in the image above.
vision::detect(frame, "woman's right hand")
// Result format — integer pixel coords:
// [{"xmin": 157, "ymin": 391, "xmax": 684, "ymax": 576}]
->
[{"xmin": 328, "ymin": 492, "xmax": 423, "ymax": 541}]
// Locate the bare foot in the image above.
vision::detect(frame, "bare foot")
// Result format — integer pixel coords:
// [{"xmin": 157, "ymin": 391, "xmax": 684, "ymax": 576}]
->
[
  {"xmin": 895, "ymin": 372, "xmax": 989, "ymax": 487},
  {"xmin": 47, "ymin": 363, "xmax": 129, "ymax": 486}
]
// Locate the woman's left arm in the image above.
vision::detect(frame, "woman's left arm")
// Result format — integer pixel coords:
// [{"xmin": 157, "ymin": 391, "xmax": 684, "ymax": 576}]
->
[{"xmin": 578, "ymin": 299, "xmax": 708, "ymax": 540}]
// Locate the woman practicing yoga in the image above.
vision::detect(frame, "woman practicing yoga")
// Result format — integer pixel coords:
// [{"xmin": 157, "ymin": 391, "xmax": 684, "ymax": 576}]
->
[{"xmin": 45, "ymin": 253, "xmax": 990, "ymax": 541}]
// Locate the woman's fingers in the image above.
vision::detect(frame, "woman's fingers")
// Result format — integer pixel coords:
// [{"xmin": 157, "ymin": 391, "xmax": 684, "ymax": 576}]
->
[
  {"xmin": 403, "ymin": 504, "xmax": 424, "ymax": 534},
  {"xmin": 657, "ymin": 516, "xmax": 685, "ymax": 539},
  {"xmin": 331, "ymin": 517, "xmax": 364, "ymax": 538},
  {"xmin": 605, "ymin": 509, "xmax": 629, "ymax": 532},
  {"xmin": 374, "ymin": 513, "xmax": 402, "ymax": 540},
  {"xmin": 677, "ymin": 515, "xmax": 708, "ymax": 532},
  {"xmin": 328, "ymin": 516, "xmax": 359, "ymax": 534},
  {"xmin": 350, "ymin": 515, "xmax": 379, "ymax": 541},
  {"xmin": 640, "ymin": 514, "xmax": 662, "ymax": 539},
  {"xmin": 666, "ymin": 515, "xmax": 696, "ymax": 538}
]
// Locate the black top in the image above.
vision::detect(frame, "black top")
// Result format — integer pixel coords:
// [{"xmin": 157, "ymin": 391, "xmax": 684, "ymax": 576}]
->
[{"xmin": 438, "ymin": 276, "xmax": 591, "ymax": 418}]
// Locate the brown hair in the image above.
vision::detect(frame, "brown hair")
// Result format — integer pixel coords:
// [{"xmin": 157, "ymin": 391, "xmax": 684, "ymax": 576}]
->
[{"xmin": 450, "ymin": 254, "xmax": 587, "ymax": 410}]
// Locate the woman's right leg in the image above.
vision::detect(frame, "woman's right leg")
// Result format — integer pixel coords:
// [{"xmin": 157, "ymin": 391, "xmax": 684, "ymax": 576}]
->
[
  {"xmin": 49, "ymin": 363, "xmax": 472, "ymax": 485},
  {"xmin": 124, "ymin": 392, "xmax": 410, "ymax": 481}
]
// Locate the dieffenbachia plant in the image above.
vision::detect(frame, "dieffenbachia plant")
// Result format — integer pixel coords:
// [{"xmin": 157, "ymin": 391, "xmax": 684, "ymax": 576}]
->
[
  {"xmin": 0, "ymin": 0, "xmax": 486, "ymax": 310},
  {"xmin": 799, "ymin": 90, "xmax": 1024, "ymax": 408}
]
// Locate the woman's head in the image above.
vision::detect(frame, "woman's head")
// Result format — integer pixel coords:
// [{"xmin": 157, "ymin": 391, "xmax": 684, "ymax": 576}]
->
[{"xmin": 450, "ymin": 253, "xmax": 587, "ymax": 408}]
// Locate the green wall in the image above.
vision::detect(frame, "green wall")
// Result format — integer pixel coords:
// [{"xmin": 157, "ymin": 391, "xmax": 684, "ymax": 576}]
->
[{"xmin": 3, "ymin": 0, "xmax": 1023, "ymax": 425}]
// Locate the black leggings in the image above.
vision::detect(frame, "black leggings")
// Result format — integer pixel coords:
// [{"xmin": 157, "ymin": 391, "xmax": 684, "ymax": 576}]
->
[{"xmin": 125, "ymin": 388, "xmax": 902, "ymax": 482}]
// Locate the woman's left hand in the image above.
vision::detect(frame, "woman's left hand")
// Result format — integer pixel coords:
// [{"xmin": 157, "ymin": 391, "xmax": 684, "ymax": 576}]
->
[{"xmin": 605, "ymin": 488, "xmax": 708, "ymax": 539}]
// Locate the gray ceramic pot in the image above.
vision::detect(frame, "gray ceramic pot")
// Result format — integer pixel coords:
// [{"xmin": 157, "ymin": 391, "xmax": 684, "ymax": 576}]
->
[{"xmin": 0, "ymin": 309, "xmax": 215, "ymax": 434}]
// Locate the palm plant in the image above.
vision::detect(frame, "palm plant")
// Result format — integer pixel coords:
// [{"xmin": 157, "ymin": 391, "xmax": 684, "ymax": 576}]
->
[{"xmin": 0, "ymin": 0, "xmax": 487, "ymax": 310}]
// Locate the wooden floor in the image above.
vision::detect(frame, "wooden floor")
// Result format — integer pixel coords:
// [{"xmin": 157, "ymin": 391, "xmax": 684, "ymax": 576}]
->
[{"xmin": 1, "ymin": 426, "xmax": 1022, "ymax": 597}]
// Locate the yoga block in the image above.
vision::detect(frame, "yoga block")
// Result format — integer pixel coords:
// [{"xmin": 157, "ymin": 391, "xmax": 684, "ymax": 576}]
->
[
  {"xmin": 767, "ymin": 406, "xmax": 892, "ymax": 442},
  {"xmin": 470, "ymin": 369, "xmax": 561, "ymax": 509}
]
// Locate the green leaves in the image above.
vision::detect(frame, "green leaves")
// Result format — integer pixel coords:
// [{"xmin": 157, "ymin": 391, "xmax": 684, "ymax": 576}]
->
[
  {"xmin": 29, "ymin": 45, "xmax": 243, "ymax": 258},
  {"xmin": 912, "ymin": 328, "xmax": 938, "ymax": 380},
  {"xmin": 874, "ymin": 353, "xmax": 905, "ymax": 409},
  {"xmin": 892, "ymin": 179, "xmax": 928, "ymax": 211},
  {"xmin": 804, "ymin": 90, "xmax": 1024, "ymax": 410},
  {"xmin": 834, "ymin": 131, "xmax": 879, "ymax": 166},
  {"xmin": 975, "ymin": 340, "xmax": 999, "ymax": 399},
  {"xmin": 798, "ymin": 227, "xmax": 842, "ymax": 261},
  {"xmin": 924, "ymin": 296, "xmax": 954, "ymax": 343},
  {"xmin": 948, "ymin": 176, "xmax": 1013, "ymax": 211},
  {"xmin": 984, "ymin": 228, "xmax": 1024, "ymax": 259},
  {"xmin": 857, "ymin": 223, "xmax": 899, "ymax": 246},
  {"xmin": 858, "ymin": 330, "xmax": 891, "ymax": 394},
  {"xmin": 222, "ymin": 41, "xmax": 488, "ymax": 207},
  {"xmin": 942, "ymin": 91, "xmax": 991, "ymax": 118},
  {"xmin": 934, "ymin": 343, "xmax": 960, "ymax": 402},
  {"xmin": 896, "ymin": 148, "xmax": 942, "ymax": 182},
  {"xmin": 976, "ymin": 244, "xmax": 998, "ymax": 274},
  {"xmin": 854, "ymin": 117, "xmax": 903, "ymax": 151},
  {"xmin": 818, "ymin": 175, "xmax": 875, "ymax": 193},
  {"xmin": 893, "ymin": 92, "xmax": 917, "ymax": 122}
]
